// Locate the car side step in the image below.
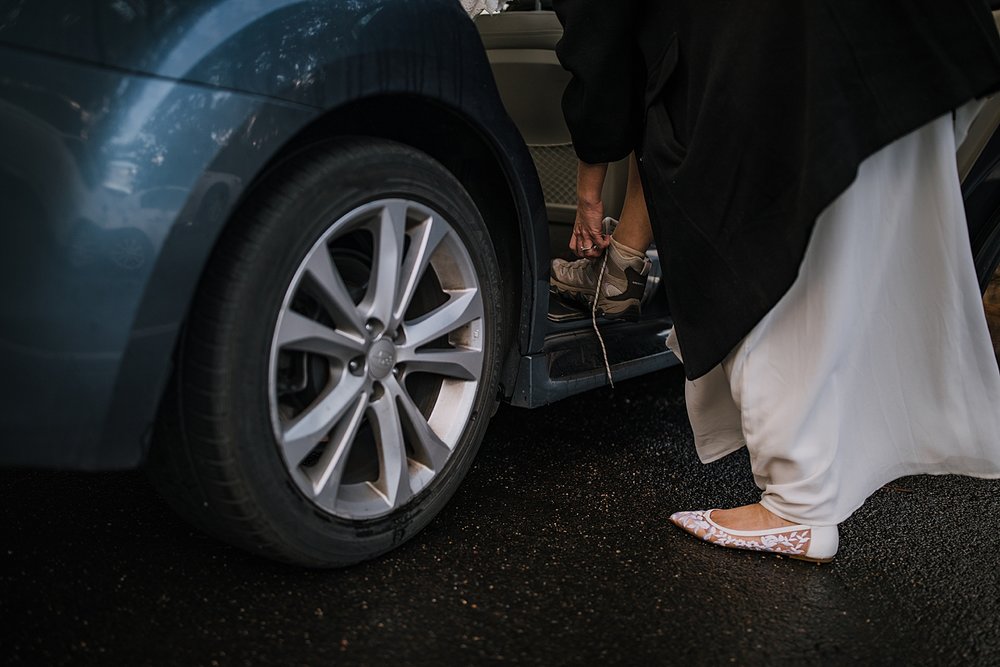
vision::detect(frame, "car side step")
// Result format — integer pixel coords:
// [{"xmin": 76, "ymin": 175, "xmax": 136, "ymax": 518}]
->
[{"xmin": 509, "ymin": 317, "xmax": 680, "ymax": 408}]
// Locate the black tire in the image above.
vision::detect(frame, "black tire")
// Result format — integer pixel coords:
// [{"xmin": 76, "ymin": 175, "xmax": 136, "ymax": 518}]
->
[{"xmin": 147, "ymin": 138, "xmax": 503, "ymax": 567}]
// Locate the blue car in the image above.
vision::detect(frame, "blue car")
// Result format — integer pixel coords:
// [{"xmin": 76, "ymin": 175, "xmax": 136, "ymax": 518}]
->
[{"xmin": 2, "ymin": 1, "xmax": 999, "ymax": 566}]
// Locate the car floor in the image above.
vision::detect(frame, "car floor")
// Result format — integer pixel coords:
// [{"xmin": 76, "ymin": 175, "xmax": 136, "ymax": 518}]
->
[{"xmin": 3, "ymin": 366, "xmax": 999, "ymax": 665}]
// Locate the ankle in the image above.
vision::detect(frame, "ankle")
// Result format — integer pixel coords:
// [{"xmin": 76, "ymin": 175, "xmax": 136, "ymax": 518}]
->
[{"xmin": 609, "ymin": 235, "xmax": 647, "ymax": 260}]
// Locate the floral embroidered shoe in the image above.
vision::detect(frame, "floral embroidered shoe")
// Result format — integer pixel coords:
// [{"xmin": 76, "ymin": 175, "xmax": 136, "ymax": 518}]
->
[{"xmin": 669, "ymin": 510, "xmax": 839, "ymax": 563}]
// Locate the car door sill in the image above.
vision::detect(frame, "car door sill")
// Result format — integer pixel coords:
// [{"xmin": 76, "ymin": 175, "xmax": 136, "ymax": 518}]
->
[{"xmin": 509, "ymin": 317, "xmax": 680, "ymax": 408}]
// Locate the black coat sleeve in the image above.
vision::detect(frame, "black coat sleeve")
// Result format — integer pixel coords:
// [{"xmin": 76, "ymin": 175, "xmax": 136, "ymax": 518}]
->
[{"xmin": 553, "ymin": 0, "xmax": 644, "ymax": 164}]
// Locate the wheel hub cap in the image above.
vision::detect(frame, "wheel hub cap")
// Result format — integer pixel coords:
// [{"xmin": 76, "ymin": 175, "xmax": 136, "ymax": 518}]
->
[{"xmin": 367, "ymin": 339, "xmax": 396, "ymax": 379}]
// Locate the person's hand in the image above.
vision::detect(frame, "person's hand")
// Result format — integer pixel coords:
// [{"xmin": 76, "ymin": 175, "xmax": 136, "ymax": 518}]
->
[
  {"xmin": 571, "ymin": 160, "xmax": 612, "ymax": 258},
  {"xmin": 570, "ymin": 199, "xmax": 610, "ymax": 258}
]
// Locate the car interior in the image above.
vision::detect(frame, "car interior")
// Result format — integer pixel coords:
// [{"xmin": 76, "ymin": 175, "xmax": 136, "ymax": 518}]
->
[{"xmin": 474, "ymin": 3, "xmax": 677, "ymax": 405}]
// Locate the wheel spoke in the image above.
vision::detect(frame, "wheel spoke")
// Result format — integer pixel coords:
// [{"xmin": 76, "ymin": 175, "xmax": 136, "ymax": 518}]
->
[
  {"xmin": 402, "ymin": 289, "xmax": 482, "ymax": 350},
  {"xmin": 276, "ymin": 311, "xmax": 365, "ymax": 360},
  {"xmin": 388, "ymin": 377, "xmax": 452, "ymax": 472},
  {"xmin": 310, "ymin": 392, "xmax": 368, "ymax": 502},
  {"xmin": 392, "ymin": 214, "xmax": 448, "ymax": 328},
  {"xmin": 369, "ymin": 391, "xmax": 412, "ymax": 510},
  {"xmin": 269, "ymin": 197, "xmax": 487, "ymax": 521},
  {"xmin": 396, "ymin": 347, "xmax": 483, "ymax": 381},
  {"xmin": 280, "ymin": 375, "xmax": 366, "ymax": 467},
  {"xmin": 304, "ymin": 247, "xmax": 364, "ymax": 335},
  {"xmin": 365, "ymin": 200, "xmax": 407, "ymax": 326}
]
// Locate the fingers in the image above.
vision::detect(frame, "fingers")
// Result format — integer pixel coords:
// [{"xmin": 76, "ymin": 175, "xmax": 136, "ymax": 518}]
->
[
  {"xmin": 571, "ymin": 226, "xmax": 610, "ymax": 258},
  {"xmin": 572, "ymin": 239, "xmax": 595, "ymax": 257},
  {"xmin": 570, "ymin": 229, "xmax": 588, "ymax": 256}
]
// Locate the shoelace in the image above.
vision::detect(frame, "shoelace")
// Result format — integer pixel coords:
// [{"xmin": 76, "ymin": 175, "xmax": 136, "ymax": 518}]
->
[{"xmin": 592, "ymin": 252, "xmax": 614, "ymax": 389}]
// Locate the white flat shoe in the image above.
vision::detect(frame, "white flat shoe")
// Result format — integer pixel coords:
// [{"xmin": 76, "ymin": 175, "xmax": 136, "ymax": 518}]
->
[{"xmin": 670, "ymin": 510, "xmax": 839, "ymax": 563}]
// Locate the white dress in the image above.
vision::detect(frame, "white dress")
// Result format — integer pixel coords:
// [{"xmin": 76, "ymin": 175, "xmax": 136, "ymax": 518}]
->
[{"xmin": 668, "ymin": 107, "xmax": 1000, "ymax": 526}]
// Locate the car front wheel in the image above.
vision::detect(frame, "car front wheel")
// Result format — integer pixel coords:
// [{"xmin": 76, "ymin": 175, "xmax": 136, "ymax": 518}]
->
[{"xmin": 148, "ymin": 138, "xmax": 503, "ymax": 567}]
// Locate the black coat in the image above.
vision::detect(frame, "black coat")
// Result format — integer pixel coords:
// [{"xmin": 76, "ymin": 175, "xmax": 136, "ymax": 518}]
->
[{"xmin": 554, "ymin": 0, "xmax": 1000, "ymax": 379}]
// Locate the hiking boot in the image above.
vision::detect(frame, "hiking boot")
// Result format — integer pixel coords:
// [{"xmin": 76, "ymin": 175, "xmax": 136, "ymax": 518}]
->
[{"xmin": 550, "ymin": 236, "xmax": 650, "ymax": 321}]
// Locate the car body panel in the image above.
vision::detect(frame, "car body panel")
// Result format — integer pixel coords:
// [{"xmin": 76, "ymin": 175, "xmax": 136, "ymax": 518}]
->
[{"xmin": 0, "ymin": 0, "xmax": 549, "ymax": 469}]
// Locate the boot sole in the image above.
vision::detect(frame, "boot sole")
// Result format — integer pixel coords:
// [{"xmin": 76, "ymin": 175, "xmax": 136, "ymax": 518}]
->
[{"xmin": 549, "ymin": 281, "xmax": 641, "ymax": 322}]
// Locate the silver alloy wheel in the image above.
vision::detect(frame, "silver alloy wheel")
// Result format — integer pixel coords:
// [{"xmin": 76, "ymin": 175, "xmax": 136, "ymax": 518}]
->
[{"xmin": 268, "ymin": 199, "xmax": 486, "ymax": 520}]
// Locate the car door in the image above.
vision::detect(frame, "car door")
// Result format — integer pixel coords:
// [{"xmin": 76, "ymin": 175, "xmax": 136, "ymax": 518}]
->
[{"xmin": 476, "ymin": 6, "xmax": 677, "ymax": 408}]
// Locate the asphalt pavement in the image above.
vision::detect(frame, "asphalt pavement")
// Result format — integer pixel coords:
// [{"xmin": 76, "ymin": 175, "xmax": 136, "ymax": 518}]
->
[{"xmin": 3, "ymin": 366, "xmax": 999, "ymax": 666}]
